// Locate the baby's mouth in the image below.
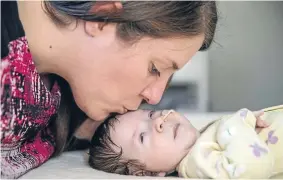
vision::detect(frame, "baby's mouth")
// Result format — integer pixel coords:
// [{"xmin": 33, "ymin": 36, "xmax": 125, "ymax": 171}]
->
[{"xmin": 173, "ymin": 123, "xmax": 180, "ymax": 139}]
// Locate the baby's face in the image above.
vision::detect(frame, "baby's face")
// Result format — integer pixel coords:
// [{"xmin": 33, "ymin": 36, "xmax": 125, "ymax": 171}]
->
[{"xmin": 109, "ymin": 109, "xmax": 200, "ymax": 174}]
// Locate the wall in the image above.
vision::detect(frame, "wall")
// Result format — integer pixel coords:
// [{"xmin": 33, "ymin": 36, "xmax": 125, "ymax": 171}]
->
[{"xmin": 209, "ymin": 1, "xmax": 283, "ymax": 111}]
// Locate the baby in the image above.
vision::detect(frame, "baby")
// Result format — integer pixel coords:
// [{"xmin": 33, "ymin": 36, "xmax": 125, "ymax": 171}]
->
[{"xmin": 88, "ymin": 105, "xmax": 283, "ymax": 178}]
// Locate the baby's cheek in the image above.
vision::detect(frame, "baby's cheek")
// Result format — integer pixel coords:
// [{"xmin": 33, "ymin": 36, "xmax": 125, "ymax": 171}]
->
[
  {"xmin": 146, "ymin": 138, "xmax": 181, "ymax": 167},
  {"xmin": 145, "ymin": 150, "xmax": 177, "ymax": 171}
]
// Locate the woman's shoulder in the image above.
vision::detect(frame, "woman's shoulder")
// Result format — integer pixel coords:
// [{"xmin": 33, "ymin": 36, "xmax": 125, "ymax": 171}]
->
[
  {"xmin": 2, "ymin": 36, "xmax": 32, "ymax": 68},
  {"xmin": 1, "ymin": 37, "xmax": 61, "ymax": 148},
  {"xmin": 1, "ymin": 1, "xmax": 61, "ymax": 150},
  {"xmin": 0, "ymin": 35, "xmax": 61, "ymax": 178}
]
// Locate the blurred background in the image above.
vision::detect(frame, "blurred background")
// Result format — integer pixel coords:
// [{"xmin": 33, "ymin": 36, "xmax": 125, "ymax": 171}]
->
[{"xmin": 142, "ymin": 1, "xmax": 283, "ymax": 113}]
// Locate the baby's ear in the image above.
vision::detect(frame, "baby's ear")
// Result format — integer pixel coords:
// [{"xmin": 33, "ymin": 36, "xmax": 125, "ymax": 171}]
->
[
  {"xmin": 126, "ymin": 162, "xmax": 164, "ymax": 177},
  {"xmin": 142, "ymin": 171, "xmax": 166, "ymax": 177},
  {"xmin": 131, "ymin": 170, "xmax": 165, "ymax": 177},
  {"xmin": 156, "ymin": 172, "xmax": 166, "ymax": 177},
  {"xmin": 131, "ymin": 170, "xmax": 151, "ymax": 176}
]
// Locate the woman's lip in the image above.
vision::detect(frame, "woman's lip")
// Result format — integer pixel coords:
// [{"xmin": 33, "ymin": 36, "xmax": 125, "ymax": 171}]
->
[
  {"xmin": 123, "ymin": 108, "xmax": 128, "ymax": 113},
  {"xmin": 173, "ymin": 123, "xmax": 180, "ymax": 139},
  {"xmin": 118, "ymin": 107, "xmax": 127, "ymax": 114}
]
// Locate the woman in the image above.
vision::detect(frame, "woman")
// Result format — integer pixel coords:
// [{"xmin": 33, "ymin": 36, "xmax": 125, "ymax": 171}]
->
[{"xmin": 1, "ymin": 1, "xmax": 218, "ymax": 179}]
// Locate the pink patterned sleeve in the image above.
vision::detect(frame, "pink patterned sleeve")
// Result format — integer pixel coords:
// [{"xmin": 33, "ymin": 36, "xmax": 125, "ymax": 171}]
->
[{"xmin": 1, "ymin": 37, "xmax": 61, "ymax": 179}]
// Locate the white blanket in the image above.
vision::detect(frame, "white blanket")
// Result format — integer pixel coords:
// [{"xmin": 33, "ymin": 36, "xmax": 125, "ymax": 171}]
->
[{"xmin": 21, "ymin": 113, "xmax": 228, "ymax": 179}]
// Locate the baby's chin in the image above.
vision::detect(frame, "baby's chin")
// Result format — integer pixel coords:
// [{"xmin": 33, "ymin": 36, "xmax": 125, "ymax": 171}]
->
[{"xmin": 184, "ymin": 127, "xmax": 200, "ymax": 151}]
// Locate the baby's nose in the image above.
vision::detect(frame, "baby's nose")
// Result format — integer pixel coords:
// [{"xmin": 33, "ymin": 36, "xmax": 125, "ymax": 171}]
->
[
  {"xmin": 161, "ymin": 110, "xmax": 174, "ymax": 122},
  {"xmin": 154, "ymin": 116, "xmax": 164, "ymax": 133},
  {"xmin": 153, "ymin": 110, "xmax": 175, "ymax": 133}
]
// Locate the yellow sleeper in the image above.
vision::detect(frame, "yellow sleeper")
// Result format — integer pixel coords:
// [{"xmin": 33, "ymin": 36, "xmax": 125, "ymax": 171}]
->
[{"xmin": 177, "ymin": 105, "xmax": 283, "ymax": 179}]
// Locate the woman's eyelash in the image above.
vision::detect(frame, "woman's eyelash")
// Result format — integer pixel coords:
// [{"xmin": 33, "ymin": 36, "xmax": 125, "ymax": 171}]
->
[
  {"xmin": 140, "ymin": 133, "xmax": 145, "ymax": 143},
  {"xmin": 150, "ymin": 63, "xmax": 160, "ymax": 77}
]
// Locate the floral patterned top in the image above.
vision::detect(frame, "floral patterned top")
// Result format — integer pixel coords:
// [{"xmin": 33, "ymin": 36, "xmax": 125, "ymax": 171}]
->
[{"xmin": 1, "ymin": 36, "xmax": 61, "ymax": 179}]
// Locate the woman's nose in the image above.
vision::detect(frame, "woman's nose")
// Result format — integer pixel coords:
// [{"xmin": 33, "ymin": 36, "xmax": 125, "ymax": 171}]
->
[
  {"xmin": 141, "ymin": 80, "xmax": 167, "ymax": 105},
  {"xmin": 141, "ymin": 87, "xmax": 164, "ymax": 105}
]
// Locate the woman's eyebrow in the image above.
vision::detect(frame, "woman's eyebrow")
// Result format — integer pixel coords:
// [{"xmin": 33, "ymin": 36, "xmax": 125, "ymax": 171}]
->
[
  {"xmin": 171, "ymin": 60, "xmax": 179, "ymax": 70},
  {"xmin": 155, "ymin": 57, "xmax": 179, "ymax": 70}
]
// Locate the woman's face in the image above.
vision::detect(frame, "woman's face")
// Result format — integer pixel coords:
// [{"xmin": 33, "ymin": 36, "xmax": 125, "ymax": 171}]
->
[{"xmin": 63, "ymin": 23, "xmax": 204, "ymax": 121}]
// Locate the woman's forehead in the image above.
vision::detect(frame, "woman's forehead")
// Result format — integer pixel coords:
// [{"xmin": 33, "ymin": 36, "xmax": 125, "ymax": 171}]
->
[{"xmin": 148, "ymin": 36, "xmax": 205, "ymax": 67}]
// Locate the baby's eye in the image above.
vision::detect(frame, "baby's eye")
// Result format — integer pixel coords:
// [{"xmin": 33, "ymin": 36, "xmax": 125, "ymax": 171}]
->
[
  {"xmin": 149, "ymin": 110, "xmax": 155, "ymax": 118},
  {"xmin": 140, "ymin": 133, "xmax": 145, "ymax": 144}
]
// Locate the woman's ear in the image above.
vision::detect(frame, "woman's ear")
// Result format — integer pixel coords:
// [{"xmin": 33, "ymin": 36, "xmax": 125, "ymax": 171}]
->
[
  {"xmin": 85, "ymin": 1, "xmax": 123, "ymax": 37},
  {"xmin": 89, "ymin": 1, "xmax": 122, "ymax": 14},
  {"xmin": 84, "ymin": 21, "xmax": 103, "ymax": 37}
]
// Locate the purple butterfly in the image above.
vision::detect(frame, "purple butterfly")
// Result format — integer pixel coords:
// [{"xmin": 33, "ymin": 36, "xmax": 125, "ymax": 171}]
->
[
  {"xmin": 265, "ymin": 130, "xmax": 278, "ymax": 145},
  {"xmin": 250, "ymin": 143, "xmax": 268, "ymax": 157},
  {"xmin": 240, "ymin": 109, "xmax": 248, "ymax": 119}
]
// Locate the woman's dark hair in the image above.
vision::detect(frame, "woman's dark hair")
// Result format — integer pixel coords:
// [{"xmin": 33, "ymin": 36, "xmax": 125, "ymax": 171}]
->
[
  {"xmin": 44, "ymin": 1, "xmax": 218, "ymax": 156},
  {"xmin": 44, "ymin": 1, "xmax": 218, "ymax": 50},
  {"xmin": 49, "ymin": 75, "xmax": 88, "ymax": 156},
  {"xmin": 88, "ymin": 115, "xmax": 157, "ymax": 176}
]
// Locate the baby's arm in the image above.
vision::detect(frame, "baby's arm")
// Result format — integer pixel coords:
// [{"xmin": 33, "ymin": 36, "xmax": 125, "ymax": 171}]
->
[
  {"xmin": 215, "ymin": 109, "xmax": 274, "ymax": 178},
  {"xmin": 199, "ymin": 110, "xmax": 267, "ymax": 134}
]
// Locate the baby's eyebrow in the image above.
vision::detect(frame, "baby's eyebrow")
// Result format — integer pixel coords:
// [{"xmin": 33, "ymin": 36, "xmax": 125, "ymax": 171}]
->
[{"xmin": 132, "ymin": 129, "xmax": 137, "ymax": 141}]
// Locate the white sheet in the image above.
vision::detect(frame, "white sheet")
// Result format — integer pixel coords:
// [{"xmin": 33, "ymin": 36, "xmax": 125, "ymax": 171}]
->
[{"xmin": 21, "ymin": 113, "xmax": 229, "ymax": 179}]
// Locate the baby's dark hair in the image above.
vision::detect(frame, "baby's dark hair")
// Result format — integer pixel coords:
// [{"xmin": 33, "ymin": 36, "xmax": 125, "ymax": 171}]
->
[{"xmin": 88, "ymin": 114, "xmax": 157, "ymax": 176}]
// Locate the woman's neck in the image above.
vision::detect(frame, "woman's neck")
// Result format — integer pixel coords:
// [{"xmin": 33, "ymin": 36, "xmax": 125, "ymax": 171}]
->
[{"xmin": 17, "ymin": 1, "xmax": 70, "ymax": 75}]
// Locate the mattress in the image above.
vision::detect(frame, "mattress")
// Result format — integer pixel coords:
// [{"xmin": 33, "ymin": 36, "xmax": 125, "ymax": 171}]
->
[{"xmin": 21, "ymin": 113, "xmax": 230, "ymax": 179}]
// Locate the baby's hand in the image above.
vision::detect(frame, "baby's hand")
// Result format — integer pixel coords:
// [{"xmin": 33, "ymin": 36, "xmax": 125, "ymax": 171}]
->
[{"xmin": 253, "ymin": 110, "xmax": 269, "ymax": 133}]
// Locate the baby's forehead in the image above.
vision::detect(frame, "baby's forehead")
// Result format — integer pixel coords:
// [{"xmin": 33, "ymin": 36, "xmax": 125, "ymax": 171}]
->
[
  {"xmin": 108, "ymin": 123, "xmax": 137, "ymax": 154},
  {"xmin": 109, "ymin": 110, "xmax": 150, "ymax": 139},
  {"xmin": 109, "ymin": 114, "xmax": 138, "ymax": 138},
  {"xmin": 106, "ymin": 116, "xmax": 121, "ymax": 131}
]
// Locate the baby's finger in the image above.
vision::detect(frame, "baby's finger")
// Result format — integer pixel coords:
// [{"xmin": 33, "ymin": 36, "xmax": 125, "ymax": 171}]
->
[
  {"xmin": 253, "ymin": 110, "xmax": 264, "ymax": 117},
  {"xmin": 256, "ymin": 117, "xmax": 269, "ymax": 128},
  {"xmin": 253, "ymin": 110, "xmax": 268, "ymax": 127}
]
